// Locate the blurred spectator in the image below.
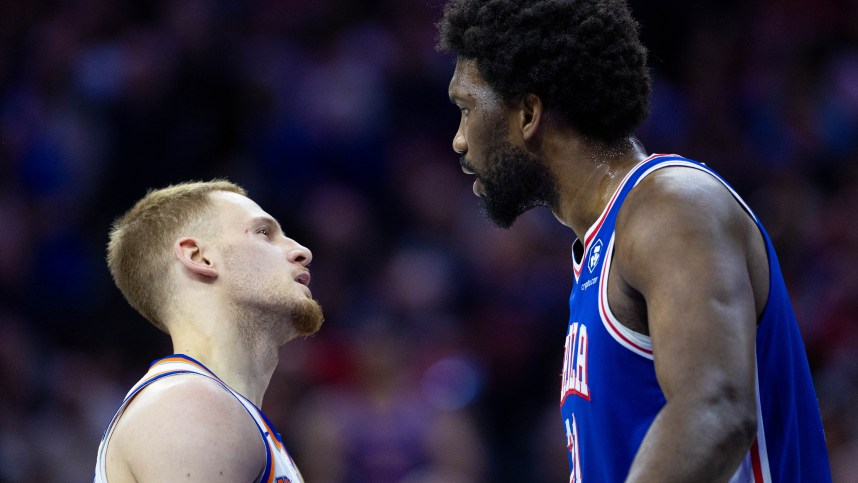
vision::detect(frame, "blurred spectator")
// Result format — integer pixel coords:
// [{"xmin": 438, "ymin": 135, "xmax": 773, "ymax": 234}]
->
[{"xmin": 0, "ymin": 0, "xmax": 856, "ymax": 481}]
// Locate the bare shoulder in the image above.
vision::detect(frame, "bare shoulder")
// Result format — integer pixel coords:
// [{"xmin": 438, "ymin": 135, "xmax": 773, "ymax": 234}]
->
[
  {"xmin": 616, "ymin": 167, "xmax": 751, "ymax": 248},
  {"xmin": 107, "ymin": 373, "xmax": 266, "ymax": 482},
  {"xmin": 612, "ymin": 166, "xmax": 759, "ymax": 289},
  {"xmin": 619, "ymin": 166, "xmax": 746, "ymax": 234}
]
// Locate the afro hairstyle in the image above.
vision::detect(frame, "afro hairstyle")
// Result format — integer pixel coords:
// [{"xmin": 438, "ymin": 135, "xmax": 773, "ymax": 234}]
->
[{"xmin": 438, "ymin": 0, "xmax": 651, "ymax": 145}]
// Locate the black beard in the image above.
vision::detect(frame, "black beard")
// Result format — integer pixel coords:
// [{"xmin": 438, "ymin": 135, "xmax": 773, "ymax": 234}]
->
[{"xmin": 471, "ymin": 138, "xmax": 558, "ymax": 229}]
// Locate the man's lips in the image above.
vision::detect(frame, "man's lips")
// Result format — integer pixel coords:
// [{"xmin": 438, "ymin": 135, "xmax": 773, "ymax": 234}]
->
[
  {"xmin": 460, "ymin": 157, "xmax": 482, "ymax": 195},
  {"xmin": 295, "ymin": 271, "xmax": 311, "ymax": 286},
  {"xmin": 459, "ymin": 157, "xmax": 476, "ymax": 175},
  {"xmin": 472, "ymin": 178, "xmax": 484, "ymax": 197}
]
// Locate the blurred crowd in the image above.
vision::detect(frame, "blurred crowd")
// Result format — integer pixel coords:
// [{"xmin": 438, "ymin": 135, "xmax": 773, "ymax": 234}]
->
[{"xmin": 0, "ymin": 0, "xmax": 856, "ymax": 481}]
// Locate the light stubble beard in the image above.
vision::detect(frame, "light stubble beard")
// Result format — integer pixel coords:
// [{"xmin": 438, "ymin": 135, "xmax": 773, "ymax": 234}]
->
[
  {"xmin": 223, "ymin": 251, "xmax": 325, "ymax": 347},
  {"xmin": 290, "ymin": 297, "xmax": 325, "ymax": 337},
  {"xmin": 233, "ymin": 295, "xmax": 325, "ymax": 350}
]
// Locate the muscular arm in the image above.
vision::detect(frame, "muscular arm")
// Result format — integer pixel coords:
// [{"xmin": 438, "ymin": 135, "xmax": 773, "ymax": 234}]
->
[
  {"xmin": 106, "ymin": 374, "xmax": 266, "ymax": 482},
  {"xmin": 615, "ymin": 169, "xmax": 761, "ymax": 482}
]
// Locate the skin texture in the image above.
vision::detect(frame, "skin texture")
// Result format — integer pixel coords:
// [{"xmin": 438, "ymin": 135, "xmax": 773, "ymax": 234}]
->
[
  {"xmin": 104, "ymin": 190, "xmax": 321, "ymax": 482},
  {"xmin": 449, "ymin": 58, "xmax": 766, "ymax": 481},
  {"xmin": 456, "ymin": 109, "xmax": 559, "ymax": 228},
  {"xmin": 105, "ymin": 376, "xmax": 265, "ymax": 482}
]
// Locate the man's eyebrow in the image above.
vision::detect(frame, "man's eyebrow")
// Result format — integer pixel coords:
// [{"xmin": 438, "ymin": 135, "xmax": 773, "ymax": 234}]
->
[{"xmin": 449, "ymin": 86, "xmax": 473, "ymax": 106}]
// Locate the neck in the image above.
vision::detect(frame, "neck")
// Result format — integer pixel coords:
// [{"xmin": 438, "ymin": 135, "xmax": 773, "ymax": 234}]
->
[
  {"xmin": 546, "ymin": 136, "xmax": 648, "ymax": 238},
  {"xmin": 167, "ymin": 310, "xmax": 282, "ymax": 407}
]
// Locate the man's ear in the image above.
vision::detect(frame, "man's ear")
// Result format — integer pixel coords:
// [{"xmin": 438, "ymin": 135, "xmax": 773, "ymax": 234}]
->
[
  {"xmin": 519, "ymin": 93, "xmax": 544, "ymax": 143},
  {"xmin": 173, "ymin": 237, "xmax": 218, "ymax": 280}
]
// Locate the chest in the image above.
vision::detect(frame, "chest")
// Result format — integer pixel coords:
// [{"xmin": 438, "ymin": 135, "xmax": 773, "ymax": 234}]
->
[{"xmin": 570, "ymin": 236, "xmax": 648, "ymax": 337}]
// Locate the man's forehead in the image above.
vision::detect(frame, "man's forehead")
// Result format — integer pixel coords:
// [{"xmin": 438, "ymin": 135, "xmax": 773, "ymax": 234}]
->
[
  {"xmin": 209, "ymin": 190, "xmax": 267, "ymax": 220},
  {"xmin": 449, "ymin": 59, "xmax": 479, "ymax": 93},
  {"xmin": 449, "ymin": 59, "xmax": 502, "ymax": 108}
]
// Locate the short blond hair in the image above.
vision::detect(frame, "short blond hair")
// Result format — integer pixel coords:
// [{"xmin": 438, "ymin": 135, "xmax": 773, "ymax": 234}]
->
[{"xmin": 107, "ymin": 180, "xmax": 246, "ymax": 331}]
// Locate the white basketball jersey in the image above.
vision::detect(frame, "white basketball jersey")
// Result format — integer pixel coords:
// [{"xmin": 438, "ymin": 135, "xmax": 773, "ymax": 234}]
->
[{"xmin": 94, "ymin": 354, "xmax": 303, "ymax": 483}]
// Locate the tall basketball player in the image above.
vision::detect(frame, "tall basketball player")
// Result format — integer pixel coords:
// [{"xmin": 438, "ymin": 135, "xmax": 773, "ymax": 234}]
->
[
  {"xmin": 95, "ymin": 180, "xmax": 323, "ymax": 482},
  {"xmin": 438, "ymin": 0, "xmax": 831, "ymax": 481}
]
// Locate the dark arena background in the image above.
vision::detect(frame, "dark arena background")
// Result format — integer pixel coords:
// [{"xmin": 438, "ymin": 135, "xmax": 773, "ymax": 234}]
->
[{"xmin": 1, "ymin": 0, "xmax": 857, "ymax": 481}]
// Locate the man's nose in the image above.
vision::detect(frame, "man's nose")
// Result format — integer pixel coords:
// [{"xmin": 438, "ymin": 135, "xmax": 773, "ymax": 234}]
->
[
  {"xmin": 452, "ymin": 130, "xmax": 467, "ymax": 154},
  {"xmin": 288, "ymin": 244, "xmax": 312, "ymax": 267}
]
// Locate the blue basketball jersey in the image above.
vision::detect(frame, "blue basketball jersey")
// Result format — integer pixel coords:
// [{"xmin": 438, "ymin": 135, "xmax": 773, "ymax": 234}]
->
[{"xmin": 559, "ymin": 154, "xmax": 831, "ymax": 482}]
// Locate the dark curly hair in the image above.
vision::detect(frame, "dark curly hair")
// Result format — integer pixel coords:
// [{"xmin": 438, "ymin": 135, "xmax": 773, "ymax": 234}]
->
[{"xmin": 438, "ymin": 0, "xmax": 651, "ymax": 145}]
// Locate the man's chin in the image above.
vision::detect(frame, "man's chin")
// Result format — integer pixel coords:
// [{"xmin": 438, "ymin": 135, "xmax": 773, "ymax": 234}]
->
[
  {"xmin": 481, "ymin": 198, "xmax": 525, "ymax": 230},
  {"xmin": 291, "ymin": 298, "xmax": 325, "ymax": 336},
  {"xmin": 485, "ymin": 212, "xmax": 517, "ymax": 229}
]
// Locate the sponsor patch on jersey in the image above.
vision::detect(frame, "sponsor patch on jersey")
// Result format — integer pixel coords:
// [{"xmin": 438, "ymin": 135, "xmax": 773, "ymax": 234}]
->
[{"xmin": 587, "ymin": 239, "xmax": 603, "ymax": 274}]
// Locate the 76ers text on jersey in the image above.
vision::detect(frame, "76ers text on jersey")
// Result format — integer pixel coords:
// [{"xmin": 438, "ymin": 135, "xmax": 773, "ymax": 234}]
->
[{"xmin": 561, "ymin": 321, "xmax": 590, "ymax": 404}]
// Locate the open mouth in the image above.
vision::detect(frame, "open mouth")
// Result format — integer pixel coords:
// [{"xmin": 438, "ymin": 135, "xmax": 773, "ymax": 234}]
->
[
  {"xmin": 459, "ymin": 156, "xmax": 477, "ymax": 175},
  {"xmin": 294, "ymin": 271, "xmax": 311, "ymax": 286}
]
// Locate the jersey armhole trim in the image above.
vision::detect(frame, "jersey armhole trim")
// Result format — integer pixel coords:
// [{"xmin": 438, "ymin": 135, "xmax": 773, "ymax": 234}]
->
[
  {"xmin": 598, "ymin": 234, "xmax": 654, "ymax": 359},
  {"xmin": 96, "ymin": 368, "xmax": 272, "ymax": 483},
  {"xmin": 637, "ymin": 160, "xmax": 774, "ymax": 324},
  {"xmin": 595, "ymin": 158, "xmax": 766, "ymax": 360}
]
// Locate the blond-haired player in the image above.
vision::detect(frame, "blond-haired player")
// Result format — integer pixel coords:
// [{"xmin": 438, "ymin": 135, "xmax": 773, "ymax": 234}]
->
[{"xmin": 95, "ymin": 180, "xmax": 322, "ymax": 482}]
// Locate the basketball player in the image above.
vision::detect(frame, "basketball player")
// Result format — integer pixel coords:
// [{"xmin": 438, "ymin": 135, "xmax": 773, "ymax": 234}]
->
[
  {"xmin": 94, "ymin": 180, "xmax": 322, "ymax": 482},
  {"xmin": 438, "ymin": 0, "xmax": 831, "ymax": 481}
]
